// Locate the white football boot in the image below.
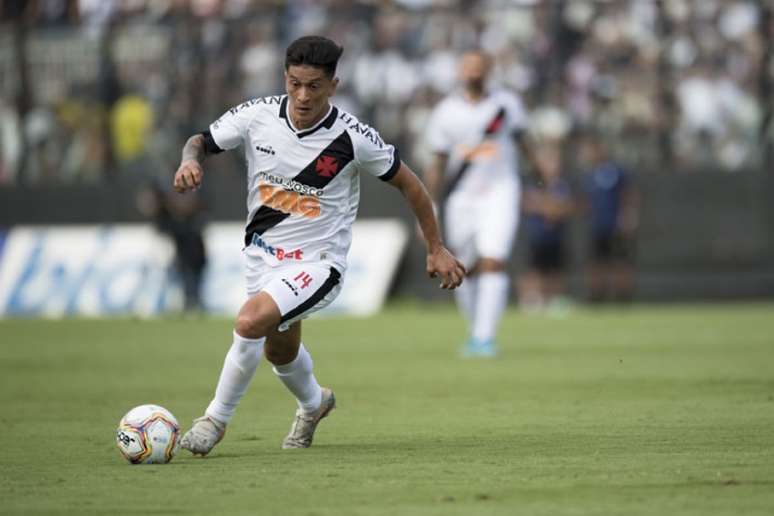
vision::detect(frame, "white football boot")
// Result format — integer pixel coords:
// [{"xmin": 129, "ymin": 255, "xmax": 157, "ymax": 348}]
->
[
  {"xmin": 180, "ymin": 415, "xmax": 226, "ymax": 456},
  {"xmin": 281, "ymin": 387, "xmax": 336, "ymax": 449}
]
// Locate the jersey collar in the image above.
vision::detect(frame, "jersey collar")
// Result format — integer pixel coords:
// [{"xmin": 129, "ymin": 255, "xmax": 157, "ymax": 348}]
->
[{"xmin": 279, "ymin": 96, "xmax": 339, "ymax": 139}]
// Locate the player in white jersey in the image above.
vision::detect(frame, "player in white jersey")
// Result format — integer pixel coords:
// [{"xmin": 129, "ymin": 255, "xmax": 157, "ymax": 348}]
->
[
  {"xmin": 172, "ymin": 36, "xmax": 465, "ymax": 454},
  {"xmin": 424, "ymin": 50, "xmax": 528, "ymax": 357}
]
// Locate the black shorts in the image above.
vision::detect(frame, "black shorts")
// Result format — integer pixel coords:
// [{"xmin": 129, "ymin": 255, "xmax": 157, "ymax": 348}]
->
[
  {"xmin": 529, "ymin": 242, "xmax": 566, "ymax": 273},
  {"xmin": 592, "ymin": 233, "xmax": 635, "ymax": 263}
]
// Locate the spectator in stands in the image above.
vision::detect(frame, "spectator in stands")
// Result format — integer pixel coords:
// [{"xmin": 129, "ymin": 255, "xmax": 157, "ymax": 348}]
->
[
  {"xmin": 519, "ymin": 143, "xmax": 574, "ymax": 314},
  {"xmin": 579, "ymin": 131, "xmax": 640, "ymax": 303},
  {"xmin": 111, "ymin": 93, "xmax": 153, "ymax": 166},
  {"xmin": 2, "ymin": 1, "xmax": 769, "ymax": 185}
]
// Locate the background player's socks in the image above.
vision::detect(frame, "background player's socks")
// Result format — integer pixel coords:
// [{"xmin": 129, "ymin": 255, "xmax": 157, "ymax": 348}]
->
[
  {"xmin": 472, "ymin": 272, "xmax": 509, "ymax": 344},
  {"xmin": 205, "ymin": 331, "xmax": 265, "ymax": 424},
  {"xmin": 454, "ymin": 275, "xmax": 478, "ymax": 325},
  {"xmin": 273, "ymin": 344, "xmax": 322, "ymax": 414}
]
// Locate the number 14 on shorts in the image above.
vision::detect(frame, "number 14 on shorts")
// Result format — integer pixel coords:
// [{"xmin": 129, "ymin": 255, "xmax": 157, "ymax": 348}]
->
[{"xmin": 294, "ymin": 272, "xmax": 313, "ymax": 289}]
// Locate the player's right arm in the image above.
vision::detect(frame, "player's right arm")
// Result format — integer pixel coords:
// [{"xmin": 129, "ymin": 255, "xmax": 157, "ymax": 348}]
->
[
  {"xmin": 174, "ymin": 99, "xmax": 261, "ymax": 193},
  {"xmin": 173, "ymin": 135, "xmax": 208, "ymax": 193}
]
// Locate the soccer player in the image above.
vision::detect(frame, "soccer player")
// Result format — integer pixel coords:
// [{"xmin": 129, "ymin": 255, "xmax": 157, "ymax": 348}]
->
[
  {"xmin": 172, "ymin": 36, "xmax": 465, "ymax": 455},
  {"xmin": 423, "ymin": 50, "xmax": 528, "ymax": 357}
]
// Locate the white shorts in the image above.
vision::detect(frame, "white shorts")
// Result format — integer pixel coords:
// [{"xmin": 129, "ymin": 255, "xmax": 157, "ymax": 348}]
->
[
  {"xmin": 245, "ymin": 255, "xmax": 343, "ymax": 331},
  {"xmin": 443, "ymin": 182, "xmax": 520, "ymax": 269}
]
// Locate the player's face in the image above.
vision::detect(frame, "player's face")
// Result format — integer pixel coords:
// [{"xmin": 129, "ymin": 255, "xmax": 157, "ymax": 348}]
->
[
  {"xmin": 459, "ymin": 53, "xmax": 491, "ymax": 95},
  {"xmin": 285, "ymin": 65, "xmax": 338, "ymax": 130}
]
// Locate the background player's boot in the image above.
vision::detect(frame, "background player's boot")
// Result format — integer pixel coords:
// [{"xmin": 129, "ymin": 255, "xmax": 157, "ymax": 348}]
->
[
  {"xmin": 180, "ymin": 415, "xmax": 226, "ymax": 456},
  {"xmin": 462, "ymin": 338, "xmax": 479, "ymax": 357},
  {"xmin": 282, "ymin": 387, "xmax": 335, "ymax": 449},
  {"xmin": 476, "ymin": 338, "xmax": 498, "ymax": 357},
  {"xmin": 462, "ymin": 338, "xmax": 498, "ymax": 358}
]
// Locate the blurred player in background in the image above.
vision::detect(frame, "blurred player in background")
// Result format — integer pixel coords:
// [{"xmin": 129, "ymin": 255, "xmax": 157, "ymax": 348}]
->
[
  {"xmin": 172, "ymin": 36, "xmax": 465, "ymax": 455},
  {"xmin": 519, "ymin": 144, "xmax": 575, "ymax": 314},
  {"xmin": 579, "ymin": 132, "xmax": 640, "ymax": 303},
  {"xmin": 423, "ymin": 50, "xmax": 528, "ymax": 357},
  {"xmin": 137, "ymin": 179, "xmax": 208, "ymax": 313}
]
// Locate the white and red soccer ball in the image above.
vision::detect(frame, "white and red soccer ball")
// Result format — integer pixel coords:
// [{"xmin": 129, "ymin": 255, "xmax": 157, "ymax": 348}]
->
[{"xmin": 116, "ymin": 404, "xmax": 181, "ymax": 464}]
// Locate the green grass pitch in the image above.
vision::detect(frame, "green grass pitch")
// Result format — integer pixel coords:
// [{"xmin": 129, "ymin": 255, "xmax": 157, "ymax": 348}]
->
[{"xmin": 1, "ymin": 303, "xmax": 773, "ymax": 515}]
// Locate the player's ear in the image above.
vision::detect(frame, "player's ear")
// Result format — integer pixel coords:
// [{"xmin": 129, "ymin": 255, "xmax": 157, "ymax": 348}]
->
[{"xmin": 330, "ymin": 76, "xmax": 339, "ymax": 96}]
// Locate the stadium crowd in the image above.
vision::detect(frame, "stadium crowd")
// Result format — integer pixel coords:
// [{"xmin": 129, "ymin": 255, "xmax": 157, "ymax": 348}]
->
[{"xmin": 0, "ymin": 0, "xmax": 771, "ymax": 187}]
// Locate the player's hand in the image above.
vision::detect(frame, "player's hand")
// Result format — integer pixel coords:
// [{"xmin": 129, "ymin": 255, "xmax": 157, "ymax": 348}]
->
[
  {"xmin": 426, "ymin": 245, "xmax": 466, "ymax": 290},
  {"xmin": 173, "ymin": 159, "xmax": 204, "ymax": 193}
]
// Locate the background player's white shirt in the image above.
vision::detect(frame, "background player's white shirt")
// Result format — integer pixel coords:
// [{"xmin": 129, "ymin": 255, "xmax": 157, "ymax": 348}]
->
[
  {"xmin": 426, "ymin": 88, "xmax": 526, "ymax": 200},
  {"xmin": 208, "ymin": 95, "xmax": 400, "ymax": 272}
]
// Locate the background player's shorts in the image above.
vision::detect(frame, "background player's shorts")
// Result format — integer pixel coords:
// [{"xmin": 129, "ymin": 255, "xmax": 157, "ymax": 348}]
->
[
  {"xmin": 444, "ymin": 182, "xmax": 520, "ymax": 269},
  {"xmin": 245, "ymin": 255, "xmax": 343, "ymax": 332},
  {"xmin": 529, "ymin": 241, "xmax": 566, "ymax": 273},
  {"xmin": 592, "ymin": 232, "xmax": 636, "ymax": 264}
]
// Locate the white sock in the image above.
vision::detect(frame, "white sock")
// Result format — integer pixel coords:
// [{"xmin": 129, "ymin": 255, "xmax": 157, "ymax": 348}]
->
[
  {"xmin": 272, "ymin": 344, "xmax": 322, "ymax": 414},
  {"xmin": 472, "ymin": 272, "xmax": 510, "ymax": 342},
  {"xmin": 205, "ymin": 331, "xmax": 265, "ymax": 424},
  {"xmin": 454, "ymin": 274, "xmax": 478, "ymax": 326}
]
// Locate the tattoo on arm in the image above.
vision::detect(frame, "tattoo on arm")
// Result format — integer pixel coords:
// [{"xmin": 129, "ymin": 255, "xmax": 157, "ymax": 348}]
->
[{"xmin": 181, "ymin": 134, "xmax": 207, "ymax": 164}]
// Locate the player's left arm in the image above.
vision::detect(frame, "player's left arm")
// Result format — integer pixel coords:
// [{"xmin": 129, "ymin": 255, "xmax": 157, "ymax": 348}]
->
[
  {"xmin": 506, "ymin": 91, "xmax": 536, "ymax": 174},
  {"xmin": 387, "ymin": 162, "xmax": 466, "ymax": 289},
  {"xmin": 514, "ymin": 132, "xmax": 537, "ymax": 174}
]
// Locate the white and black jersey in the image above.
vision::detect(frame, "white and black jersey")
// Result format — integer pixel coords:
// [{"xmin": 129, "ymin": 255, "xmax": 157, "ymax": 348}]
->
[
  {"xmin": 204, "ymin": 95, "xmax": 400, "ymax": 272},
  {"xmin": 425, "ymin": 88, "xmax": 526, "ymax": 266},
  {"xmin": 426, "ymin": 88, "xmax": 526, "ymax": 200}
]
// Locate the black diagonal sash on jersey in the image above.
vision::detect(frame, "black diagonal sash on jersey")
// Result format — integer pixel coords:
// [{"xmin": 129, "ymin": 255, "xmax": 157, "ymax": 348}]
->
[
  {"xmin": 244, "ymin": 131, "xmax": 355, "ymax": 246},
  {"xmin": 442, "ymin": 106, "xmax": 506, "ymax": 200}
]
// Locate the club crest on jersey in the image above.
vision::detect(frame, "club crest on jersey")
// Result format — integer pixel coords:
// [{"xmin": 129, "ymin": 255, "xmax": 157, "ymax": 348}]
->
[{"xmin": 315, "ymin": 155, "xmax": 339, "ymax": 178}]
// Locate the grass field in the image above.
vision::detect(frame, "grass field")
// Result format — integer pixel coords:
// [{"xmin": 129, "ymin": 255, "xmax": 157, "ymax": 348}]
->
[{"xmin": 1, "ymin": 302, "xmax": 773, "ymax": 515}]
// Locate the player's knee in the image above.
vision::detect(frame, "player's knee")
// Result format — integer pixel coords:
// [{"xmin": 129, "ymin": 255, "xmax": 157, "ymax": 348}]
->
[{"xmin": 234, "ymin": 312, "xmax": 273, "ymax": 340}]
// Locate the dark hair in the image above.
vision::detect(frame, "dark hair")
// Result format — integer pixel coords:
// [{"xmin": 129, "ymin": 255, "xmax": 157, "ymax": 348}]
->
[{"xmin": 285, "ymin": 36, "xmax": 343, "ymax": 78}]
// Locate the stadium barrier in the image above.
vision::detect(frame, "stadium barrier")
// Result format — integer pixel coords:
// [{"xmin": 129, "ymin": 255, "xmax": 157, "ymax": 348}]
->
[{"xmin": 0, "ymin": 220, "xmax": 407, "ymax": 318}]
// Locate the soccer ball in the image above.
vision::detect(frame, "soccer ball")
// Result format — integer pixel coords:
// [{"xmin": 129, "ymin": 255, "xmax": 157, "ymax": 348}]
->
[{"xmin": 116, "ymin": 404, "xmax": 181, "ymax": 464}]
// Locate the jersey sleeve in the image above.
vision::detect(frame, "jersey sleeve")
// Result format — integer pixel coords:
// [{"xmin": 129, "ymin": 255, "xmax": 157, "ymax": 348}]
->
[
  {"xmin": 207, "ymin": 102, "xmax": 258, "ymax": 151},
  {"xmin": 425, "ymin": 104, "xmax": 452, "ymax": 154},
  {"xmin": 353, "ymin": 127, "xmax": 401, "ymax": 182}
]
